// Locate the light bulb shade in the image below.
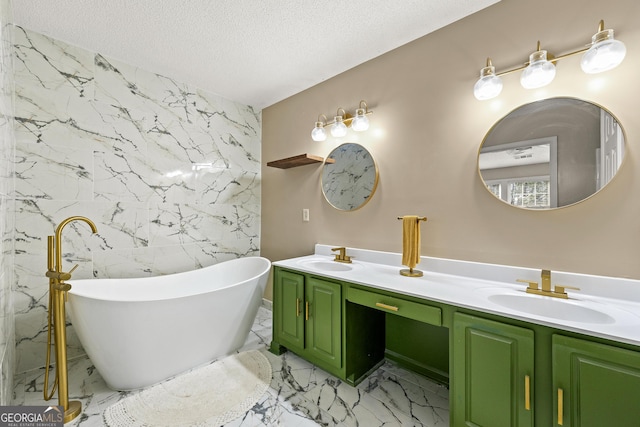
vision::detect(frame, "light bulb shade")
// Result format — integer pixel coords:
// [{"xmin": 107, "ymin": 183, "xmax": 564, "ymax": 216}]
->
[
  {"xmin": 351, "ymin": 108, "xmax": 370, "ymax": 131},
  {"xmin": 311, "ymin": 122, "xmax": 327, "ymax": 141},
  {"xmin": 520, "ymin": 50, "xmax": 556, "ymax": 89},
  {"xmin": 330, "ymin": 116, "xmax": 348, "ymax": 137},
  {"xmin": 474, "ymin": 65, "xmax": 503, "ymax": 100},
  {"xmin": 581, "ymin": 29, "xmax": 626, "ymax": 74}
]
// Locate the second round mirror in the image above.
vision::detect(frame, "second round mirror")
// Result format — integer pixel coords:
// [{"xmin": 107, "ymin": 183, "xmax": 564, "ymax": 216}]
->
[{"xmin": 478, "ymin": 97, "xmax": 625, "ymax": 210}]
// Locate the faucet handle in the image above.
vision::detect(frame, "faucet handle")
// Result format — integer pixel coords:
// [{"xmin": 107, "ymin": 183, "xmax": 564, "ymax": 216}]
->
[
  {"xmin": 53, "ymin": 281, "xmax": 72, "ymax": 292},
  {"xmin": 554, "ymin": 284, "xmax": 580, "ymax": 297},
  {"xmin": 517, "ymin": 279, "xmax": 539, "ymax": 290}
]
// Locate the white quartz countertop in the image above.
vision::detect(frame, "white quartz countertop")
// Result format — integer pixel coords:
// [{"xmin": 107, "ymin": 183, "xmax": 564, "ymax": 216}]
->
[{"xmin": 273, "ymin": 244, "xmax": 640, "ymax": 347}]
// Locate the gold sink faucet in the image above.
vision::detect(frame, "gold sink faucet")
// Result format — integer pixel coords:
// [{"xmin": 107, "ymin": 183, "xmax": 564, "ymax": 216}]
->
[
  {"xmin": 331, "ymin": 247, "xmax": 353, "ymax": 263},
  {"xmin": 518, "ymin": 269, "xmax": 580, "ymax": 299}
]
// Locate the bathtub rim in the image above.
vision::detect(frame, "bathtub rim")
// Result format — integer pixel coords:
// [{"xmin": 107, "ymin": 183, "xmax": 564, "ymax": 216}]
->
[{"xmin": 67, "ymin": 256, "xmax": 271, "ymax": 302}]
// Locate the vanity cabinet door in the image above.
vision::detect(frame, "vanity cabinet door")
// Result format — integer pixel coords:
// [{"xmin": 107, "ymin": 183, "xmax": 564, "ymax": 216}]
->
[
  {"xmin": 273, "ymin": 269, "xmax": 343, "ymax": 371},
  {"xmin": 553, "ymin": 335, "xmax": 640, "ymax": 427},
  {"xmin": 306, "ymin": 277, "xmax": 342, "ymax": 370},
  {"xmin": 275, "ymin": 270, "xmax": 305, "ymax": 352},
  {"xmin": 452, "ymin": 312, "xmax": 534, "ymax": 427}
]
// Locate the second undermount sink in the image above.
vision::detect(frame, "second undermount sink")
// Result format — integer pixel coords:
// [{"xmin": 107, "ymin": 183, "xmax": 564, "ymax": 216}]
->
[
  {"xmin": 487, "ymin": 293, "xmax": 615, "ymax": 324},
  {"xmin": 298, "ymin": 259, "xmax": 354, "ymax": 272}
]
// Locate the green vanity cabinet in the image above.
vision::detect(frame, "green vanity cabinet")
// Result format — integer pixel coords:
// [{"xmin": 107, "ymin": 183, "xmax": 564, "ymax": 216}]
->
[
  {"xmin": 271, "ymin": 263, "xmax": 640, "ymax": 426},
  {"xmin": 272, "ymin": 268, "xmax": 343, "ymax": 375},
  {"xmin": 553, "ymin": 335, "xmax": 640, "ymax": 427},
  {"xmin": 452, "ymin": 312, "xmax": 535, "ymax": 427}
]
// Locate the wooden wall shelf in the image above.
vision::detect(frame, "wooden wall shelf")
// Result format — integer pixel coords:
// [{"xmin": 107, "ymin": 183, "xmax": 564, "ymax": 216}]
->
[{"xmin": 267, "ymin": 154, "xmax": 333, "ymax": 169}]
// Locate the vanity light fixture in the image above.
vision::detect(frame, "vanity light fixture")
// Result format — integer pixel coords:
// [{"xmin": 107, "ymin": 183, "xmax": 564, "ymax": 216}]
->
[
  {"xmin": 311, "ymin": 114, "xmax": 328, "ymax": 141},
  {"xmin": 474, "ymin": 20, "xmax": 626, "ymax": 100},
  {"xmin": 311, "ymin": 100, "xmax": 373, "ymax": 140},
  {"xmin": 331, "ymin": 108, "xmax": 349, "ymax": 137},
  {"xmin": 350, "ymin": 101, "xmax": 371, "ymax": 131},
  {"xmin": 473, "ymin": 58, "xmax": 503, "ymax": 100},
  {"xmin": 520, "ymin": 41, "xmax": 556, "ymax": 89},
  {"xmin": 581, "ymin": 21, "xmax": 627, "ymax": 73}
]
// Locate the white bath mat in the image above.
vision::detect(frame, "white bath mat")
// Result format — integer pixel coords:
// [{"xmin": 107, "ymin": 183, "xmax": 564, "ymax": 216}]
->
[{"xmin": 103, "ymin": 350, "xmax": 272, "ymax": 426}]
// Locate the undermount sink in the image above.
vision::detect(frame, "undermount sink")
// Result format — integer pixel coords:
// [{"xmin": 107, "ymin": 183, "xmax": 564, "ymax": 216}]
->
[
  {"xmin": 298, "ymin": 259, "xmax": 354, "ymax": 272},
  {"xmin": 487, "ymin": 293, "xmax": 615, "ymax": 324}
]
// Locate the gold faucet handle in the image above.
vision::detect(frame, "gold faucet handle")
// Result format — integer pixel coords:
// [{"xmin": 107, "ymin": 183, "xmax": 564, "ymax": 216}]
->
[
  {"xmin": 554, "ymin": 284, "xmax": 580, "ymax": 295},
  {"xmin": 517, "ymin": 279, "xmax": 539, "ymax": 290},
  {"xmin": 46, "ymin": 270, "xmax": 70, "ymax": 281},
  {"xmin": 64, "ymin": 264, "xmax": 80, "ymax": 280},
  {"xmin": 46, "ymin": 264, "xmax": 80, "ymax": 282},
  {"xmin": 53, "ymin": 281, "xmax": 72, "ymax": 292}
]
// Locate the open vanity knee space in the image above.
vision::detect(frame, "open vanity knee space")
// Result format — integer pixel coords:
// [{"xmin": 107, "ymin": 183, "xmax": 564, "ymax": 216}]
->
[{"xmin": 270, "ymin": 244, "xmax": 640, "ymax": 427}]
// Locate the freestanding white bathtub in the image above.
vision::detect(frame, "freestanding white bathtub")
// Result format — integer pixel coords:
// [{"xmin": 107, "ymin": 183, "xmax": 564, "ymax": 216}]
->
[{"xmin": 67, "ymin": 256, "xmax": 271, "ymax": 391}]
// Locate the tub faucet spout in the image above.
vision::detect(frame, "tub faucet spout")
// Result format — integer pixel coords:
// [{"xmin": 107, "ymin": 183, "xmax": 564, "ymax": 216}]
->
[{"xmin": 53, "ymin": 216, "xmax": 98, "ymax": 276}]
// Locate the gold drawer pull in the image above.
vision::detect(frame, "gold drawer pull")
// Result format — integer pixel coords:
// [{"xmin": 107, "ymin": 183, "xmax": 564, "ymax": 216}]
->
[
  {"xmin": 525, "ymin": 375, "xmax": 530, "ymax": 411},
  {"xmin": 375, "ymin": 302, "xmax": 399, "ymax": 312},
  {"xmin": 296, "ymin": 298, "xmax": 300, "ymax": 317},
  {"xmin": 558, "ymin": 388, "xmax": 564, "ymax": 425},
  {"xmin": 305, "ymin": 301, "xmax": 310, "ymax": 320}
]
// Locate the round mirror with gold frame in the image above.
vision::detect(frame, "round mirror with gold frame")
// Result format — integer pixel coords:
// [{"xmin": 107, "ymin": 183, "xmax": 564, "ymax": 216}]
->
[
  {"xmin": 478, "ymin": 97, "xmax": 626, "ymax": 210},
  {"xmin": 322, "ymin": 143, "xmax": 379, "ymax": 211}
]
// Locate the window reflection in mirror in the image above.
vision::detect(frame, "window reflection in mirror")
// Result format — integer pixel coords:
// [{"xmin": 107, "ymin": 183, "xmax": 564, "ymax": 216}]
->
[
  {"xmin": 480, "ymin": 137, "xmax": 558, "ymax": 208},
  {"xmin": 478, "ymin": 98, "xmax": 625, "ymax": 210}
]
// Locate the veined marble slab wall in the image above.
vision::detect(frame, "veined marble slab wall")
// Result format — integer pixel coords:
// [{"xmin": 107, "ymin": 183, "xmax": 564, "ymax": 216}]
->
[
  {"xmin": 0, "ymin": 0, "xmax": 15, "ymax": 405},
  {"xmin": 12, "ymin": 26, "xmax": 262, "ymax": 373}
]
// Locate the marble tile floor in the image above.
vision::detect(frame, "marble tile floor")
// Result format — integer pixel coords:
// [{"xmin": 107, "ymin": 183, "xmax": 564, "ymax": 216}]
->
[{"xmin": 13, "ymin": 306, "xmax": 449, "ymax": 426}]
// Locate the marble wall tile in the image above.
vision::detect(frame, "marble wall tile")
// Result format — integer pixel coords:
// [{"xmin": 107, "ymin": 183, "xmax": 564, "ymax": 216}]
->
[
  {"xmin": 197, "ymin": 168, "xmax": 260, "ymax": 206},
  {"xmin": 148, "ymin": 202, "xmax": 259, "ymax": 246},
  {"xmin": 13, "ymin": 26, "xmax": 93, "ymax": 97},
  {"xmin": 12, "ymin": 26, "xmax": 262, "ymax": 373},
  {"xmin": 0, "ymin": 114, "xmax": 13, "ymax": 192},
  {"xmin": 14, "ymin": 142, "xmax": 94, "ymax": 200},
  {"xmin": 0, "ymin": 0, "xmax": 14, "ymax": 405},
  {"xmin": 92, "ymin": 238, "xmax": 259, "ymax": 278}
]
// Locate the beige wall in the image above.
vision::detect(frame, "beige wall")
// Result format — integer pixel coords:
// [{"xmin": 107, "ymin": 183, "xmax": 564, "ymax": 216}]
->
[{"xmin": 261, "ymin": 0, "xmax": 640, "ymax": 299}]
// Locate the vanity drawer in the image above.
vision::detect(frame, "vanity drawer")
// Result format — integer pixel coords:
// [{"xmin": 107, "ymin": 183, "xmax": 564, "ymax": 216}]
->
[{"xmin": 348, "ymin": 287, "xmax": 442, "ymax": 326}]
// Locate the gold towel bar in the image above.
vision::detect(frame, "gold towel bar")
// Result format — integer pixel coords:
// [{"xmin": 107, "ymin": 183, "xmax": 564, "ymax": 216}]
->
[{"xmin": 397, "ymin": 216, "xmax": 427, "ymax": 221}]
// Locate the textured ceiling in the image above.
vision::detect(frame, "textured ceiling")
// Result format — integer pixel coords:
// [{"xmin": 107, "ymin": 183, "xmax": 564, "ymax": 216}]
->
[{"xmin": 12, "ymin": 0, "xmax": 499, "ymax": 109}]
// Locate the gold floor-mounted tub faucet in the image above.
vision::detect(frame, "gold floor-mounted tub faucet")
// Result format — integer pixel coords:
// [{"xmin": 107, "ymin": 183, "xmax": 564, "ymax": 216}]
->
[{"xmin": 44, "ymin": 216, "xmax": 98, "ymax": 423}]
